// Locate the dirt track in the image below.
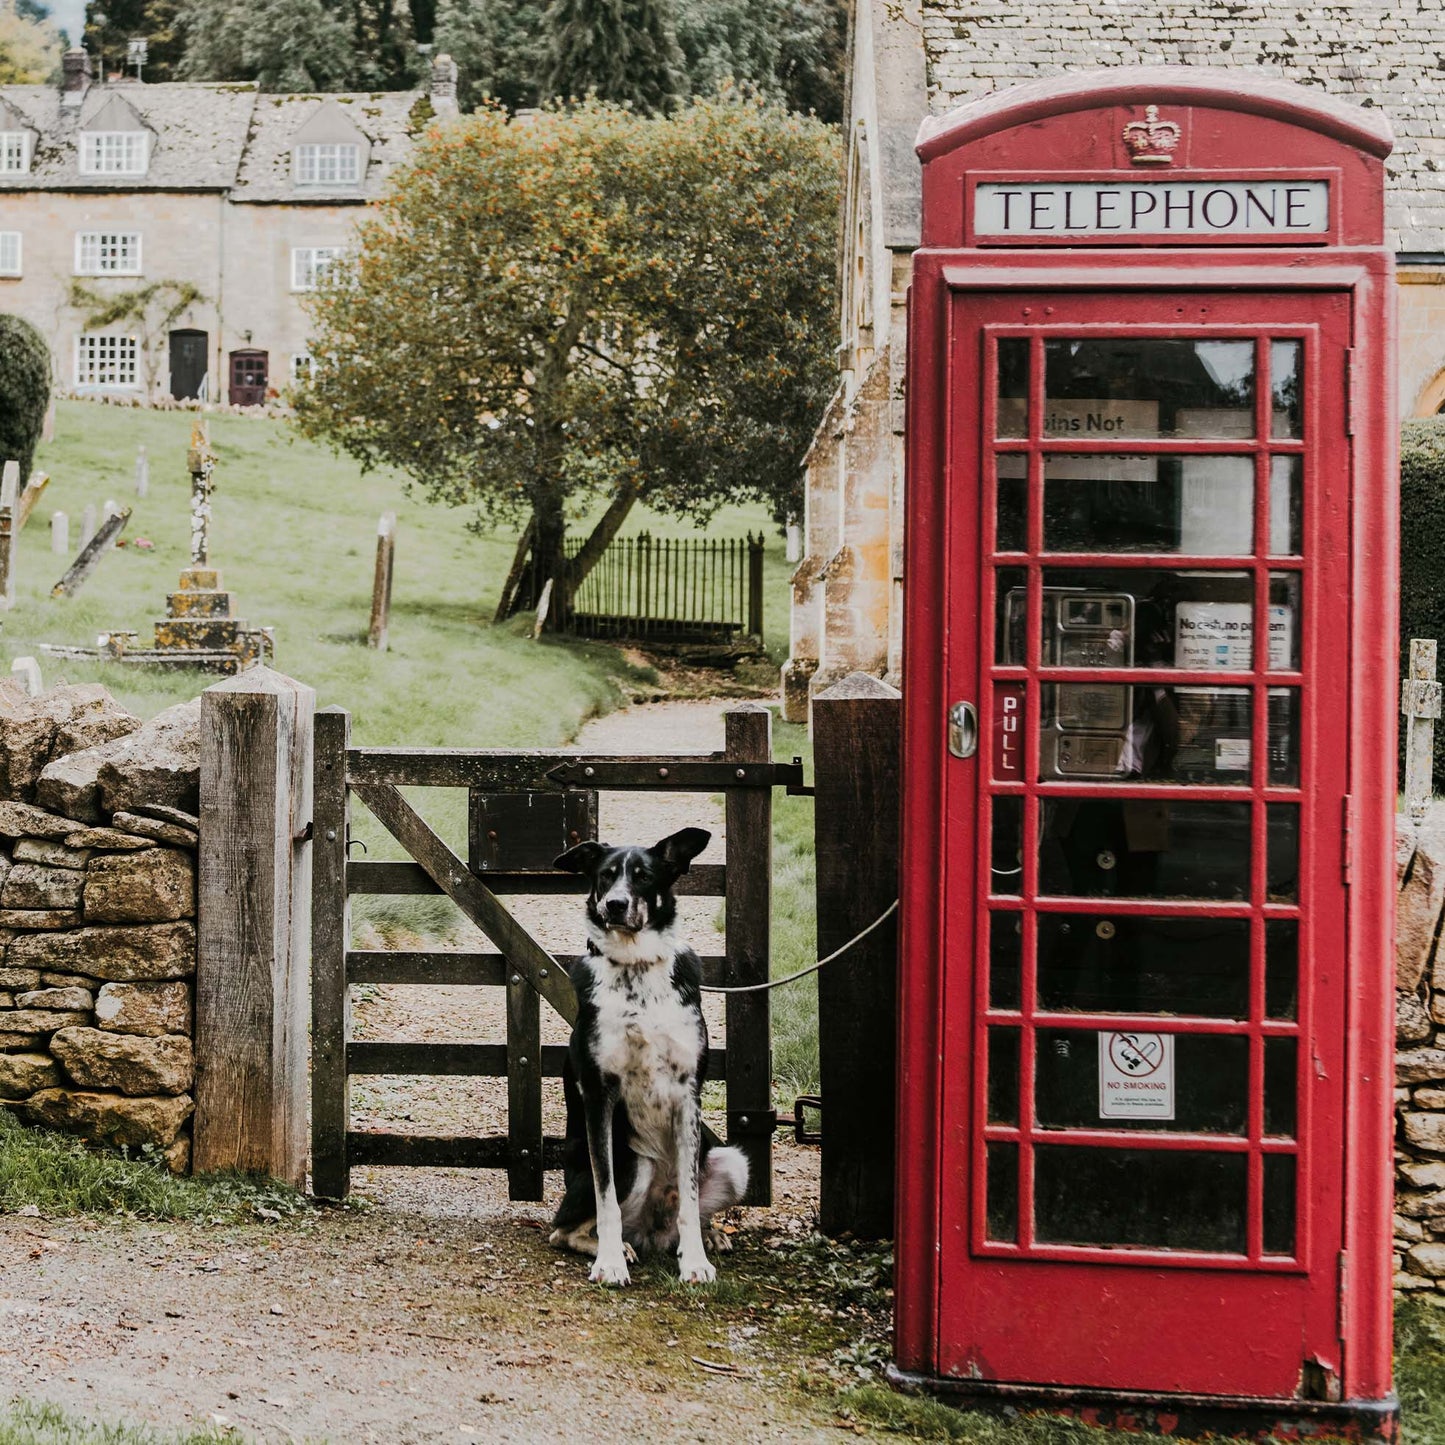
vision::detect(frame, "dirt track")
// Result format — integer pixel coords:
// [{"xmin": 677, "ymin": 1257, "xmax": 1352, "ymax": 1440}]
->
[{"xmin": 0, "ymin": 702, "xmax": 871, "ymax": 1443}]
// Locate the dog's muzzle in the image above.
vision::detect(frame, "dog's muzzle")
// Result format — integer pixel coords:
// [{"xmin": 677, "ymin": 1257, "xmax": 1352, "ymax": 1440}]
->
[{"xmin": 601, "ymin": 891, "xmax": 650, "ymax": 932}]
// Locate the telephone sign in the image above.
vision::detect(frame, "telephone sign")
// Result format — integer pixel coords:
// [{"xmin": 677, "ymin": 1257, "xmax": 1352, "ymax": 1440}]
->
[{"xmin": 896, "ymin": 69, "xmax": 1399, "ymax": 1440}]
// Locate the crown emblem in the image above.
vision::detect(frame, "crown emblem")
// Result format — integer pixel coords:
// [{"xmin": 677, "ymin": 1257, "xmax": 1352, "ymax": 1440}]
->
[{"xmin": 1122, "ymin": 105, "xmax": 1181, "ymax": 165}]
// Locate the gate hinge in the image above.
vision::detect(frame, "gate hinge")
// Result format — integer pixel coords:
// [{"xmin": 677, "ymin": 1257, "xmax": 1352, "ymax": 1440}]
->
[
  {"xmin": 727, "ymin": 1108, "xmax": 778, "ymax": 1140},
  {"xmin": 1342, "ymin": 794, "xmax": 1353, "ymax": 886},
  {"xmin": 1345, "ymin": 348, "xmax": 1357, "ymax": 437}
]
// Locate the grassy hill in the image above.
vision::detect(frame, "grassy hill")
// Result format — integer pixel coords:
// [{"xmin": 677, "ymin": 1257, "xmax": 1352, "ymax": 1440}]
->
[{"xmin": 11, "ymin": 400, "xmax": 792, "ymax": 745}]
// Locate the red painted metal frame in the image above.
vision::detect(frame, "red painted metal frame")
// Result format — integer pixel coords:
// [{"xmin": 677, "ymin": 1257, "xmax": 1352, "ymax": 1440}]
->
[{"xmin": 898, "ymin": 68, "xmax": 1397, "ymax": 1426}]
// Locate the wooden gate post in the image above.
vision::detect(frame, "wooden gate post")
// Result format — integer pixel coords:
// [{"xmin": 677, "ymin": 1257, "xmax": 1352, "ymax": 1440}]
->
[
  {"xmin": 812, "ymin": 672, "xmax": 901, "ymax": 1239},
  {"xmin": 311, "ymin": 706, "xmax": 351, "ymax": 1199},
  {"xmin": 194, "ymin": 667, "xmax": 316, "ymax": 1185},
  {"xmin": 725, "ymin": 703, "xmax": 774, "ymax": 1204}
]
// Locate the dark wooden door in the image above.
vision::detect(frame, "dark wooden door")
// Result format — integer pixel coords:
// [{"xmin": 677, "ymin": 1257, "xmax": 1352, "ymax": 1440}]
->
[
  {"xmin": 229, "ymin": 349, "xmax": 269, "ymax": 407},
  {"xmin": 169, "ymin": 329, "xmax": 208, "ymax": 400}
]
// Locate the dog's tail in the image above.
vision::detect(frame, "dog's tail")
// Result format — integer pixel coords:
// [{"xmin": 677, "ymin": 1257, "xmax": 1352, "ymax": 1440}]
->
[{"xmin": 701, "ymin": 1145, "xmax": 749, "ymax": 1217}]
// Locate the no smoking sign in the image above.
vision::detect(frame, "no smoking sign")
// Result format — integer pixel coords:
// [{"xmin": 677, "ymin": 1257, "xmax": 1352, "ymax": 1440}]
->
[{"xmin": 1098, "ymin": 1030, "xmax": 1175, "ymax": 1120}]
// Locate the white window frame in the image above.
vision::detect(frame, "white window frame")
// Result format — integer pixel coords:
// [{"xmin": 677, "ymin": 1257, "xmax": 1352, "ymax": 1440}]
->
[
  {"xmin": 290, "ymin": 246, "xmax": 343, "ymax": 292},
  {"xmin": 75, "ymin": 231, "xmax": 143, "ymax": 276},
  {"xmin": 78, "ymin": 130, "xmax": 150, "ymax": 176},
  {"xmin": 0, "ymin": 132, "xmax": 31, "ymax": 175},
  {"xmin": 294, "ymin": 143, "xmax": 360, "ymax": 186},
  {"xmin": 74, "ymin": 333, "xmax": 139, "ymax": 390},
  {"xmin": 289, "ymin": 353, "xmax": 316, "ymax": 382},
  {"xmin": 0, "ymin": 233, "xmax": 20, "ymax": 277}
]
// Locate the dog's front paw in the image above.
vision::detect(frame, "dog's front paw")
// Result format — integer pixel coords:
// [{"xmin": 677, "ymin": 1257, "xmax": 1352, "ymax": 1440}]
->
[
  {"xmin": 590, "ymin": 1254, "xmax": 632, "ymax": 1287},
  {"xmin": 678, "ymin": 1252, "xmax": 717, "ymax": 1285}
]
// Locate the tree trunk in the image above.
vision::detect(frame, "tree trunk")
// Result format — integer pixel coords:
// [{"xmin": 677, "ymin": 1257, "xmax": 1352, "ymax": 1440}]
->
[
  {"xmin": 531, "ymin": 490, "xmax": 568, "ymax": 630},
  {"xmin": 561, "ymin": 479, "xmax": 643, "ymax": 607}
]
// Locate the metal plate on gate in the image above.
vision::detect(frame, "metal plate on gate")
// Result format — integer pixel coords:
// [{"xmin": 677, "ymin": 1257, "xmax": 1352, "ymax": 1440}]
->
[{"xmin": 468, "ymin": 789, "xmax": 598, "ymax": 873}]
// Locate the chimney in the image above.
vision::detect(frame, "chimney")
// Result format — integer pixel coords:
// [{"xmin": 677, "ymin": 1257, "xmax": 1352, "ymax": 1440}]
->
[
  {"xmin": 430, "ymin": 52, "xmax": 458, "ymax": 115},
  {"xmin": 61, "ymin": 49, "xmax": 92, "ymax": 105}
]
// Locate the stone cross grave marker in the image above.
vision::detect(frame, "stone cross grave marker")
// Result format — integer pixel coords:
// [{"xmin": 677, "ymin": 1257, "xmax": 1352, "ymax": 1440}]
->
[
  {"xmin": 1404, "ymin": 638, "xmax": 1442, "ymax": 821},
  {"xmin": 187, "ymin": 422, "xmax": 215, "ymax": 568}
]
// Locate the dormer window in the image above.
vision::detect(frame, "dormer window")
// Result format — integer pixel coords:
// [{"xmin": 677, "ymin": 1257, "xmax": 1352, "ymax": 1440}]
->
[
  {"xmin": 0, "ymin": 132, "xmax": 31, "ymax": 175},
  {"xmin": 295, "ymin": 143, "xmax": 360, "ymax": 186},
  {"xmin": 80, "ymin": 131, "xmax": 149, "ymax": 176}
]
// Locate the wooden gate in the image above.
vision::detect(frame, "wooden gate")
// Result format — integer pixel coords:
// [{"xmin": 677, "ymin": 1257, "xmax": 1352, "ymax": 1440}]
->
[{"xmin": 310, "ymin": 704, "xmax": 799, "ymax": 1204}]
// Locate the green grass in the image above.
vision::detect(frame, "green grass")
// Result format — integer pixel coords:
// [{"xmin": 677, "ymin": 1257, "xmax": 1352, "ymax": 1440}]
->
[
  {"xmin": 0, "ymin": 1402, "xmax": 237, "ymax": 1445},
  {"xmin": 0, "ymin": 1104, "xmax": 309, "ymax": 1223},
  {"xmin": 21, "ymin": 400, "xmax": 792, "ymax": 941},
  {"xmin": 1398, "ymin": 1297, "xmax": 1445, "ymax": 1444},
  {"xmin": 770, "ymin": 717, "xmax": 819, "ymax": 1101}
]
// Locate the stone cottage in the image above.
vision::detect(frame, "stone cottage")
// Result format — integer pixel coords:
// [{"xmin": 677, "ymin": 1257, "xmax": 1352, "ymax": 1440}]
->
[
  {"xmin": 784, "ymin": 0, "xmax": 1445, "ymax": 719},
  {"xmin": 0, "ymin": 50, "xmax": 458, "ymax": 406}
]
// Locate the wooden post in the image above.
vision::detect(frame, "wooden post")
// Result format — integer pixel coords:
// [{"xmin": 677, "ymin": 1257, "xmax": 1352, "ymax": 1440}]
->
[
  {"xmin": 724, "ymin": 703, "xmax": 774, "ymax": 1205},
  {"xmin": 0, "ymin": 460, "xmax": 17, "ymax": 608},
  {"xmin": 812, "ymin": 673, "xmax": 901, "ymax": 1238},
  {"xmin": 1404, "ymin": 639, "xmax": 1441, "ymax": 820},
  {"xmin": 16, "ymin": 472, "xmax": 48, "ymax": 531},
  {"xmin": 747, "ymin": 533, "xmax": 765, "ymax": 640},
  {"xmin": 506, "ymin": 969, "xmax": 544, "ymax": 1200},
  {"xmin": 194, "ymin": 668, "xmax": 316, "ymax": 1185},
  {"xmin": 311, "ymin": 707, "xmax": 352, "ymax": 1199},
  {"xmin": 367, "ymin": 511, "xmax": 396, "ymax": 650},
  {"xmin": 51, "ymin": 507, "xmax": 130, "ymax": 597}
]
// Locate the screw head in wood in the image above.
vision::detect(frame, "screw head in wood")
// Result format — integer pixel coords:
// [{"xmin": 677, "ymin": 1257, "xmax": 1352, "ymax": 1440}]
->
[
  {"xmin": 659, "ymin": 767, "xmax": 669, "ymax": 778},
  {"xmin": 539, "ymin": 968, "xmax": 548, "ymax": 978},
  {"xmin": 736, "ymin": 768, "xmax": 746, "ymax": 779},
  {"xmin": 584, "ymin": 766, "xmax": 595, "ymax": 777},
  {"xmin": 740, "ymin": 1115, "xmax": 749, "ymax": 1126},
  {"xmin": 325, "ymin": 829, "xmax": 337, "ymax": 842},
  {"xmin": 519, "ymin": 1056, "xmax": 529, "ymax": 1066},
  {"xmin": 511, "ymin": 974, "xmax": 521, "ymax": 985},
  {"xmin": 520, "ymin": 1149, "xmax": 530, "ymax": 1158}
]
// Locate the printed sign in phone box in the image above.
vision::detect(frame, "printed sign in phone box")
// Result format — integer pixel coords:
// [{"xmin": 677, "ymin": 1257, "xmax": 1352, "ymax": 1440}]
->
[{"xmin": 1098, "ymin": 1030, "xmax": 1176, "ymax": 1120}]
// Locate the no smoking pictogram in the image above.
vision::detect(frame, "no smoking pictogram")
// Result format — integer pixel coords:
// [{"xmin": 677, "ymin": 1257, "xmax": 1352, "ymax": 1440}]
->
[{"xmin": 1099, "ymin": 1030, "xmax": 1175, "ymax": 1120}]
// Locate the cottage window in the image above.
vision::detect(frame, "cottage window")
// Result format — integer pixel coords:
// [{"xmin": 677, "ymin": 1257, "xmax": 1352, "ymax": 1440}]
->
[
  {"xmin": 0, "ymin": 132, "xmax": 30, "ymax": 174},
  {"xmin": 290, "ymin": 353, "xmax": 316, "ymax": 382},
  {"xmin": 0, "ymin": 233, "xmax": 19, "ymax": 276},
  {"xmin": 295, "ymin": 143, "xmax": 360, "ymax": 186},
  {"xmin": 75, "ymin": 231, "xmax": 142, "ymax": 276},
  {"xmin": 79, "ymin": 131, "xmax": 149, "ymax": 176},
  {"xmin": 291, "ymin": 246, "xmax": 343, "ymax": 291},
  {"xmin": 75, "ymin": 334, "xmax": 139, "ymax": 388}
]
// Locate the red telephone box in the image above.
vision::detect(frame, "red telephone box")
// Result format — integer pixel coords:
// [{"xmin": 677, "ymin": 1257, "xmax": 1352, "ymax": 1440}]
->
[{"xmin": 897, "ymin": 69, "xmax": 1398, "ymax": 1437}]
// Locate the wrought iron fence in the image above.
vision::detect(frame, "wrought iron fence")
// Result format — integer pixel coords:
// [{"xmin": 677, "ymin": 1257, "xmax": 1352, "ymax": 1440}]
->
[{"xmin": 552, "ymin": 532, "xmax": 765, "ymax": 643}]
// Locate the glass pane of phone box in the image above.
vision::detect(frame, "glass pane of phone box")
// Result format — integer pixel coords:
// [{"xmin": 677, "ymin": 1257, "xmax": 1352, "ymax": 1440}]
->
[
  {"xmin": 1037, "ymin": 1029, "xmax": 1248, "ymax": 1133},
  {"xmin": 1043, "ymin": 338, "xmax": 1256, "ymax": 440},
  {"xmin": 1038, "ymin": 913, "xmax": 1251, "ymax": 1017},
  {"xmin": 1039, "ymin": 799, "xmax": 1299, "ymax": 900},
  {"xmin": 1034, "ymin": 1145, "xmax": 1247, "ymax": 1253}
]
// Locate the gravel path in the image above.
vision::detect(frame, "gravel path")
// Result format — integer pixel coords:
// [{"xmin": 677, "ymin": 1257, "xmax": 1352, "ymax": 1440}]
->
[{"xmin": 0, "ymin": 699, "xmax": 840, "ymax": 1443}]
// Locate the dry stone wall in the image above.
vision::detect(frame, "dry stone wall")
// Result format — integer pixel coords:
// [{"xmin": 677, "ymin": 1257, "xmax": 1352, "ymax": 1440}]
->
[{"xmin": 0, "ymin": 683, "xmax": 200, "ymax": 1173}]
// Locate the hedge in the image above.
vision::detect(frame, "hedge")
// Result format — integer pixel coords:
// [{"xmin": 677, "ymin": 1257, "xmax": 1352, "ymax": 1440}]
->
[
  {"xmin": 0, "ymin": 314, "xmax": 50, "ymax": 486},
  {"xmin": 1401, "ymin": 417, "xmax": 1445, "ymax": 788}
]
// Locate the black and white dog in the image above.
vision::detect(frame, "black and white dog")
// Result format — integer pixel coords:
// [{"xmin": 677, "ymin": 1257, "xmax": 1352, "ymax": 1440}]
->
[{"xmin": 548, "ymin": 827, "xmax": 749, "ymax": 1285}]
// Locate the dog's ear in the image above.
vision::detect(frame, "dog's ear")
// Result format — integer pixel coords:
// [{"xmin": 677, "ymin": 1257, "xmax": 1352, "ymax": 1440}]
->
[
  {"xmin": 554, "ymin": 840, "xmax": 608, "ymax": 875},
  {"xmin": 652, "ymin": 828, "xmax": 711, "ymax": 874}
]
